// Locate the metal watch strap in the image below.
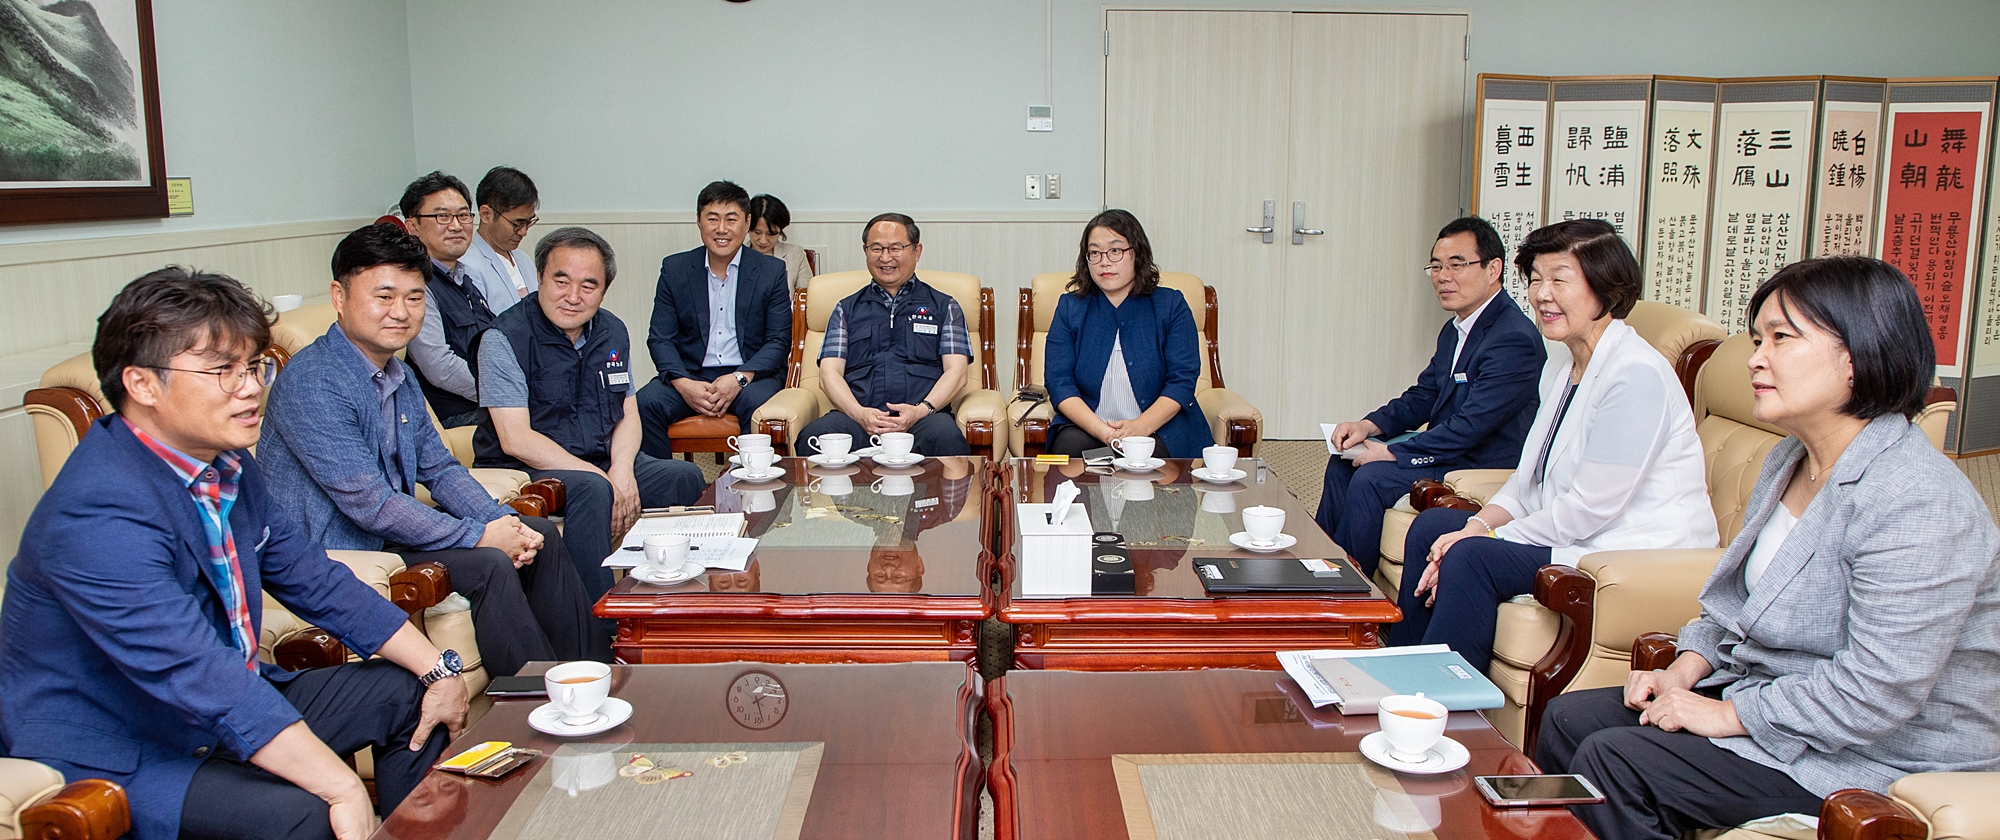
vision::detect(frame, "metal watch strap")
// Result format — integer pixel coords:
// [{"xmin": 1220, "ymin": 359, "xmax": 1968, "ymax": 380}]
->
[{"xmin": 735, "ymin": 373, "xmax": 749, "ymax": 387}]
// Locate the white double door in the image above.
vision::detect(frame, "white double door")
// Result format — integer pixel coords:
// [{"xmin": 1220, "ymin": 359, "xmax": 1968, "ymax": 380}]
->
[{"xmin": 1105, "ymin": 10, "xmax": 1469, "ymax": 439}]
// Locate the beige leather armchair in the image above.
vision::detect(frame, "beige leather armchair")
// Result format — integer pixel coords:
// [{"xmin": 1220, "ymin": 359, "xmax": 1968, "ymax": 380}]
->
[
  {"xmin": 751, "ymin": 271, "xmax": 1008, "ymax": 459},
  {"xmin": 1008, "ymin": 271, "xmax": 1263, "ymax": 456}
]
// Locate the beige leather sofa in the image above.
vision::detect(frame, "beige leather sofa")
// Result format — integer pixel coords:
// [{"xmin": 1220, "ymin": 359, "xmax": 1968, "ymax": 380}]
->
[
  {"xmin": 1007, "ymin": 271, "xmax": 1263, "ymax": 456},
  {"xmin": 750, "ymin": 271, "xmax": 1008, "ymax": 459}
]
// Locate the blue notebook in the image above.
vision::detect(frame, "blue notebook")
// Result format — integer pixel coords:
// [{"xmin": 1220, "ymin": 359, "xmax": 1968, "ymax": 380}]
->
[{"xmin": 1309, "ymin": 650, "xmax": 1505, "ymax": 714}]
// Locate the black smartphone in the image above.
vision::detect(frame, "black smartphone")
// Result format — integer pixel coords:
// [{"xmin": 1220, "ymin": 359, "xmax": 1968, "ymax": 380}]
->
[
  {"xmin": 484, "ymin": 675, "xmax": 548, "ymax": 697},
  {"xmin": 1473, "ymin": 774, "xmax": 1606, "ymax": 807}
]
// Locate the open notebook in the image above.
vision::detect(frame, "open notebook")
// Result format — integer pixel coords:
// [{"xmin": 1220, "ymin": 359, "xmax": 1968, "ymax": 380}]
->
[{"xmin": 603, "ymin": 513, "xmax": 747, "ymax": 568}]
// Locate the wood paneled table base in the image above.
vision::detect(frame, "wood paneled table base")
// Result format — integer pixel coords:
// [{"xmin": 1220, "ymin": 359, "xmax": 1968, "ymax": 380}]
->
[
  {"xmin": 988, "ymin": 669, "xmax": 1591, "ymax": 840},
  {"xmin": 373, "ymin": 661, "xmax": 983, "ymax": 840},
  {"xmin": 599, "ymin": 457, "xmax": 996, "ymax": 664},
  {"xmin": 1000, "ymin": 459, "xmax": 1401, "ymax": 669}
]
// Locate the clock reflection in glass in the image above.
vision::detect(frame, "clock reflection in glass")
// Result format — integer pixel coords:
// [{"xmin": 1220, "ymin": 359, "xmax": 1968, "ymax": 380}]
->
[{"xmin": 728, "ymin": 671, "xmax": 788, "ymax": 730}]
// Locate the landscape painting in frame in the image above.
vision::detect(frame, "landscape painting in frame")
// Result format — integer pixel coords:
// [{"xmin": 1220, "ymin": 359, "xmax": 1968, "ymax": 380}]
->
[{"xmin": 0, "ymin": 0, "xmax": 168, "ymax": 224}]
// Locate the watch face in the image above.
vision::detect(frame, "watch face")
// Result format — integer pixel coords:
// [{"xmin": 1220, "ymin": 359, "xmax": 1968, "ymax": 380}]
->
[
  {"xmin": 726, "ymin": 671, "xmax": 788, "ymax": 730},
  {"xmin": 441, "ymin": 650, "xmax": 463, "ymax": 672}
]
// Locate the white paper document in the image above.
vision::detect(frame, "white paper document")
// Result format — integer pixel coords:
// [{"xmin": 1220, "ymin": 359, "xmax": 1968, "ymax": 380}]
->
[
  {"xmin": 1277, "ymin": 644, "xmax": 1452, "ymax": 708},
  {"xmin": 602, "ymin": 513, "xmax": 746, "ymax": 567},
  {"xmin": 1319, "ymin": 423, "xmax": 1367, "ymax": 459}
]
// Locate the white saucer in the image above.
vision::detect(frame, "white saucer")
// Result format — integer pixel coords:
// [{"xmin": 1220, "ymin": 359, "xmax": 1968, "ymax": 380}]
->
[
  {"xmin": 870, "ymin": 452, "xmax": 926, "ymax": 468},
  {"xmin": 728, "ymin": 466, "xmax": 785, "ymax": 483},
  {"xmin": 630, "ymin": 560, "xmax": 704, "ymax": 585},
  {"xmin": 1359, "ymin": 731, "xmax": 1469, "ymax": 774},
  {"xmin": 1229, "ymin": 531, "xmax": 1298, "ymax": 553},
  {"xmin": 1113, "ymin": 457, "xmax": 1165, "ymax": 473},
  {"xmin": 1192, "ymin": 466, "xmax": 1248, "ymax": 483},
  {"xmin": 529, "ymin": 696, "xmax": 633, "ymax": 737},
  {"xmin": 806, "ymin": 452, "xmax": 860, "ymax": 466}
]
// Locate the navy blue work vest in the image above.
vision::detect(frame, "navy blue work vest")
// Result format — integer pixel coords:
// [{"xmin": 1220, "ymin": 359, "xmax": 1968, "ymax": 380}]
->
[
  {"xmin": 472, "ymin": 294, "xmax": 634, "ymax": 470},
  {"xmin": 837, "ymin": 277, "xmax": 952, "ymax": 410},
  {"xmin": 411, "ymin": 261, "xmax": 495, "ymax": 422}
]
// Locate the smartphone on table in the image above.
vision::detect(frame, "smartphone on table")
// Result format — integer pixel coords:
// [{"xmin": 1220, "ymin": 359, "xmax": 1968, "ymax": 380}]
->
[
  {"xmin": 484, "ymin": 675, "xmax": 548, "ymax": 697},
  {"xmin": 1473, "ymin": 774, "xmax": 1606, "ymax": 807}
]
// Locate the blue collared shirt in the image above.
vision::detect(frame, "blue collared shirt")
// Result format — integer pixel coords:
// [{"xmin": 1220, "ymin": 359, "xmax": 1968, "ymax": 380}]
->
[
  {"xmin": 335, "ymin": 323, "xmax": 408, "ymax": 492},
  {"xmin": 702, "ymin": 246, "xmax": 744, "ymax": 367}
]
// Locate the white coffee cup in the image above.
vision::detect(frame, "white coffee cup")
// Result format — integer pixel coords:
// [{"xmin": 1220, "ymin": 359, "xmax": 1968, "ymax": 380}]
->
[
  {"xmin": 744, "ymin": 488, "xmax": 777, "ymax": 513},
  {"xmin": 1202, "ymin": 445, "xmax": 1239, "ymax": 475},
  {"xmin": 728, "ymin": 433, "xmax": 771, "ymax": 452},
  {"xmin": 809, "ymin": 433, "xmax": 852, "ymax": 457},
  {"xmin": 642, "ymin": 533, "xmax": 690, "ymax": 568},
  {"xmin": 1240, "ymin": 505, "xmax": 1286, "ymax": 546},
  {"xmin": 1112, "ymin": 478, "xmax": 1154, "ymax": 501},
  {"xmin": 1111, "ymin": 436, "xmax": 1155, "ymax": 463},
  {"xmin": 544, "ymin": 661, "xmax": 613, "ymax": 725},
  {"xmin": 808, "ymin": 474, "xmax": 854, "ymax": 496},
  {"xmin": 1200, "ymin": 488, "xmax": 1238, "ymax": 514},
  {"xmin": 1377, "ymin": 693, "xmax": 1449, "ymax": 762},
  {"xmin": 271, "ymin": 293, "xmax": 304, "ymax": 312},
  {"xmin": 872, "ymin": 474, "xmax": 915, "ymax": 496},
  {"xmin": 742, "ymin": 448, "xmax": 777, "ymax": 476},
  {"xmin": 872, "ymin": 432, "xmax": 915, "ymax": 458}
]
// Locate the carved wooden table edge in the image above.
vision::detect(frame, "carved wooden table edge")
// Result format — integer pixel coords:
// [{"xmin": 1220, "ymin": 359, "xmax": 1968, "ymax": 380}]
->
[
  {"xmin": 951, "ymin": 662, "xmax": 988, "ymax": 840},
  {"xmin": 986, "ymin": 674, "xmax": 1023, "ymax": 840}
]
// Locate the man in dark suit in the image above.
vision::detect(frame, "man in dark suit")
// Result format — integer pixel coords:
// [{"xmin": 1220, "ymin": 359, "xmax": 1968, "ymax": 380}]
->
[
  {"xmin": 635, "ymin": 180, "xmax": 793, "ymax": 456},
  {"xmin": 1316, "ymin": 217, "xmax": 1546, "ymax": 575},
  {"xmin": 1, "ymin": 268, "xmax": 468, "ymax": 840}
]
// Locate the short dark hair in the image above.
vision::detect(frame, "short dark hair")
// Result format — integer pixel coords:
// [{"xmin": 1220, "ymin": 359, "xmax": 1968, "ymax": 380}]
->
[
  {"xmin": 534, "ymin": 226, "xmax": 618, "ymax": 286},
  {"xmin": 94, "ymin": 267, "xmax": 273, "ymax": 411},
  {"xmin": 398, "ymin": 170, "xmax": 471, "ymax": 218},
  {"xmin": 1069, "ymin": 209, "xmax": 1161, "ymax": 297},
  {"xmin": 747, "ymin": 194, "xmax": 791, "ymax": 232},
  {"xmin": 332, "ymin": 223, "xmax": 429, "ymax": 285},
  {"xmin": 1514, "ymin": 219, "xmax": 1640, "ymax": 319},
  {"xmin": 475, "ymin": 166, "xmax": 538, "ymax": 215},
  {"xmin": 863, "ymin": 213, "xmax": 920, "ymax": 245},
  {"xmin": 696, "ymin": 180, "xmax": 751, "ymax": 215},
  {"xmin": 1436, "ymin": 216, "xmax": 1505, "ymax": 264},
  {"xmin": 1749, "ymin": 257, "xmax": 1934, "ymax": 420}
]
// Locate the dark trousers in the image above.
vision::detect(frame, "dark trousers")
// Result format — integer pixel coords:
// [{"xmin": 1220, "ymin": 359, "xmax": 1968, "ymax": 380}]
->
[
  {"xmin": 530, "ymin": 453, "xmax": 706, "ymax": 601},
  {"xmin": 396, "ymin": 517, "xmax": 609, "ymax": 678},
  {"xmin": 796, "ymin": 410, "xmax": 970, "ymax": 457},
  {"xmin": 1315, "ymin": 457, "xmax": 1448, "ymax": 576},
  {"xmin": 178, "ymin": 659, "xmax": 445, "ymax": 839},
  {"xmin": 1537, "ymin": 687, "xmax": 1823, "ymax": 840},
  {"xmin": 635, "ymin": 368, "xmax": 785, "ymax": 458},
  {"xmin": 1385, "ymin": 507, "xmax": 1550, "ymax": 674},
  {"xmin": 1046, "ymin": 424, "xmax": 1169, "ymax": 459}
]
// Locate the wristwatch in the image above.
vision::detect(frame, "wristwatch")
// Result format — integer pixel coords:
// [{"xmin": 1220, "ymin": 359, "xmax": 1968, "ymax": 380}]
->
[
  {"xmin": 735, "ymin": 373, "xmax": 750, "ymax": 388},
  {"xmin": 419, "ymin": 650, "xmax": 463, "ymax": 687},
  {"xmin": 919, "ymin": 399, "xmax": 938, "ymax": 413}
]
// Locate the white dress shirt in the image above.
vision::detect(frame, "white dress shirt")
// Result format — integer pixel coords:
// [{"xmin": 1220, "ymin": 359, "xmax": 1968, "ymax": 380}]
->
[
  {"xmin": 702, "ymin": 247, "xmax": 744, "ymax": 368},
  {"xmin": 1448, "ymin": 290, "xmax": 1498, "ymax": 373}
]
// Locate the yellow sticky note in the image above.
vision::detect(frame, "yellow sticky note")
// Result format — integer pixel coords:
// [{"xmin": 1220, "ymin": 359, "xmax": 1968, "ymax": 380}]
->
[
  {"xmin": 437, "ymin": 740, "xmax": 511, "ymax": 770},
  {"xmin": 166, "ymin": 178, "xmax": 194, "ymax": 216},
  {"xmin": 1034, "ymin": 454, "xmax": 1070, "ymax": 464}
]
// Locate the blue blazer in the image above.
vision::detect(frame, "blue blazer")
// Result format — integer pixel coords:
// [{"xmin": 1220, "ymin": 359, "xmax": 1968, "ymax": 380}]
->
[
  {"xmin": 0, "ymin": 417, "xmax": 407, "ymax": 840},
  {"xmin": 1364, "ymin": 291, "xmax": 1545, "ymax": 469},
  {"xmin": 1044, "ymin": 285, "xmax": 1214, "ymax": 458},
  {"xmin": 645, "ymin": 245, "xmax": 793, "ymax": 382},
  {"xmin": 261, "ymin": 324, "xmax": 514, "ymax": 551}
]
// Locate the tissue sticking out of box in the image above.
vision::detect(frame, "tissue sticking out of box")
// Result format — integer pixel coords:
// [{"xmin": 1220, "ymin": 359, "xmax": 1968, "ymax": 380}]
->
[{"xmin": 1050, "ymin": 481, "xmax": 1080, "ymax": 524}]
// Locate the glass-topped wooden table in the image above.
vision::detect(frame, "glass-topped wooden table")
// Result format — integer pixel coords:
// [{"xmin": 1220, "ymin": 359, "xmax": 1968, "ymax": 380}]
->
[
  {"xmin": 598, "ymin": 456, "xmax": 997, "ymax": 664},
  {"xmin": 374, "ymin": 661, "xmax": 983, "ymax": 840},
  {"xmin": 998, "ymin": 458, "xmax": 1401, "ymax": 670}
]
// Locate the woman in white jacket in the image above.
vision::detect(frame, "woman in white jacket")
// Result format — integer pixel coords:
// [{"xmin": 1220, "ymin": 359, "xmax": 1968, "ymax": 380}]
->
[{"xmin": 1388, "ymin": 219, "xmax": 1719, "ymax": 673}]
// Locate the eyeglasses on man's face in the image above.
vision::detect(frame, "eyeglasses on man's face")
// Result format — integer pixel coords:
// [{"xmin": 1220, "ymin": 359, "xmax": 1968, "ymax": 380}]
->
[
  {"xmin": 865, "ymin": 243, "xmax": 915, "ymax": 258},
  {"xmin": 1424, "ymin": 258, "xmax": 1491, "ymax": 277},
  {"xmin": 498, "ymin": 211, "xmax": 538, "ymax": 234},
  {"xmin": 412, "ymin": 211, "xmax": 476, "ymax": 227},
  {"xmin": 1086, "ymin": 246, "xmax": 1133, "ymax": 265},
  {"xmin": 161, "ymin": 359, "xmax": 277, "ymax": 395}
]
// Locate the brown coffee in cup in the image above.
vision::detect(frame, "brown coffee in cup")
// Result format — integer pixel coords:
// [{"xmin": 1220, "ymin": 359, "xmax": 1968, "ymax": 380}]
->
[{"xmin": 1389, "ymin": 708, "xmax": 1441, "ymax": 719}]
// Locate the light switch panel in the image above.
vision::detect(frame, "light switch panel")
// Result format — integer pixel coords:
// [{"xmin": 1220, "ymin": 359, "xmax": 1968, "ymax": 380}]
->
[{"xmin": 1045, "ymin": 174, "xmax": 1061, "ymax": 199}]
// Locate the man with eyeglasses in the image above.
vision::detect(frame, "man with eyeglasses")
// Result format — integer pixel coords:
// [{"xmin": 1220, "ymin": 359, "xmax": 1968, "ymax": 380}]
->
[
  {"xmin": 401, "ymin": 170, "xmax": 492, "ymax": 428},
  {"xmin": 1315, "ymin": 216, "xmax": 1545, "ymax": 577},
  {"xmin": 462, "ymin": 166, "xmax": 540, "ymax": 311},
  {"xmin": 796, "ymin": 213, "xmax": 973, "ymax": 457},
  {"xmin": 635, "ymin": 180, "xmax": 793, "ymax": 456}
]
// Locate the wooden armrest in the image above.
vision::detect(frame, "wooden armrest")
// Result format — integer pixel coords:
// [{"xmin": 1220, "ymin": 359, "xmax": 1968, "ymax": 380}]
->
[
  {"xmin": 389, "ymin": 561, "xmax": 451, "ymax": 614},
  {"xmin": 1523, "ymin": 564, "xmax": 1596, "ymax": 751},
  {"xmin": 1630, "ymin": 632, "xmax": 1679, "ymax": 672},
  {"xmin": 21, "ymin": 778, "xmax": 129, "ymax": 840},
  {"xmin": 275, "ymin": 628, "xmax": 350, "ymax": 671},
  {"xmin": 1819, "ymin": 788, "xmax": 1928, "ymax": 840},
  {"xmin": 505, "ymin": 495, "xmax": 544, "ymax": 517},
  {"xmin": 522, "ymin": 477, "xmax": 564, "ymax": 512}
]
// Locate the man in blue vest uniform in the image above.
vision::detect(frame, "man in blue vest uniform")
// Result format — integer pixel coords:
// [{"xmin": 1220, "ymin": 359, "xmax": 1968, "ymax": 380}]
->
[
  {"xmin": 473, "ymin": 227, "xmax": 705, "ymax": 602},
  {"xmin": 1315, "ymin": 216, "xmax": 1546, "ymax": 576},
  {"xmin": 1, "ymin": 268, "xmax": 468, "ymax": 839},
  {"xmin": 401, "ymin": 170, "xmax": 495, "ymax": 428},
  {"xmin": 796, "ymin": 213, "xmax": 973, "ymax": 457},
  {"xmin": 635, "ymin": 180, "xmax": 793, "ymax": 456}
]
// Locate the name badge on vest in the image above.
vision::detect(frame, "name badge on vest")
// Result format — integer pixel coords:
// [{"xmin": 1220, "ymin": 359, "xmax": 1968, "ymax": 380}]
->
[
  {"xmin": 1454, "ymin": 372, "xmax": 1468, "ymax": 383},
  {"xmin": 912, "ymin": 322, "xmax": 939, "ymax": 335},
  {"xmin": 607, "ymin": 372, "xmax": 631, "ymax": 386}
]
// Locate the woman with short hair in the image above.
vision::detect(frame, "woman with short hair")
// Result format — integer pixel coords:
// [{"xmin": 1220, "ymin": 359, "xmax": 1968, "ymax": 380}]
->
[
  {"xmin": 1536, "ymin": 256, "xmax": 2000, "ymax": 840},
  {"xmin": 1041, "ymin": 209, "xmax": 1212, "ymax": 458},
  {"xmin": 1389, "ymin": 219, "xmax": 1719, "ymax": 673},
  {"xmin": 746, "ymin": 193, "xmax": 813, "ymax": 291}
]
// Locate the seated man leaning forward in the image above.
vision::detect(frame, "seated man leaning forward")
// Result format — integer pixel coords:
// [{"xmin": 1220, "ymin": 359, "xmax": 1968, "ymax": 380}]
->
[
  {"xmin": 474, "ymin": 226, "xmax": 706, "ymax": 602},
  {"xmin": 1316, "ymin": 216, "xmax": 1545, "ymax": 576},
  {"xmin": 796, "ymin": 213, "xmax": 974, "ymax": 457},
  {"xmin": 635, "ymin": 179, "xmax": 792, "ymax": 457},
  {"xmin": 0, "ymin": 268, "xmax": 467, "ymax": 840},
  {"xmin": 261, "ymin": 223, "xmax": 610, "ymax": 679}
]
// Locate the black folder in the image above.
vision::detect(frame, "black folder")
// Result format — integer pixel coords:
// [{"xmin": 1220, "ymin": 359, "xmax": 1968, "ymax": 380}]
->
[{"xmin": 1193, "ymin": 556, "xmax": 1374, "ymax": 595}]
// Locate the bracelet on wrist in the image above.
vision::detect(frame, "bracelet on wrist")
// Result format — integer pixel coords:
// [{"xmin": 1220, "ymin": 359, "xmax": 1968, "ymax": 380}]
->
[{"xmin": 1467, "ymin": 515, "xmax": 1491, "ymax": 533}]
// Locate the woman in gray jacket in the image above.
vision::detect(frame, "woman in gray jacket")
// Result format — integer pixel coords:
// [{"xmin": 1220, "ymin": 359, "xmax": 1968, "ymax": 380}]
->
[{"xmin": 1537, "ymin": 256, "xmax": 2000, "ymax": 840}]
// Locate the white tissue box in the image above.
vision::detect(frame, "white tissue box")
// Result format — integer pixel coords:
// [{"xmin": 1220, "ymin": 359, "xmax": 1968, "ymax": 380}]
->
[{"xmin": 1015, "ymin": 502, "xmax": 1094, "ymax": 597}]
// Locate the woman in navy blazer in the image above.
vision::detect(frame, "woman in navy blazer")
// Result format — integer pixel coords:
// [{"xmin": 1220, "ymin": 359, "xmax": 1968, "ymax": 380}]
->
[{"xmin": 1043, "ymin": 209, "xmax": 1213, "ymax": 458}]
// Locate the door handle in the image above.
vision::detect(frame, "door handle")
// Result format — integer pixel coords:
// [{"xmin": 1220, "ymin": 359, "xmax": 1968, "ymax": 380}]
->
[
  {"xmin": 1247, "ymin": 200, "xmax": 1276, "ymax": 244},
  {"xmin": 1291, "ymin": 201, "xmax": 1324, "ymax": 245}
]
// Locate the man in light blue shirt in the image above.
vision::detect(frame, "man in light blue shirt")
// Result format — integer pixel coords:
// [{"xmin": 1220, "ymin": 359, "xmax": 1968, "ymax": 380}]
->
[{"xmin": 463, "ymin": 166, "xmax": 539, "ymax": 311}]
